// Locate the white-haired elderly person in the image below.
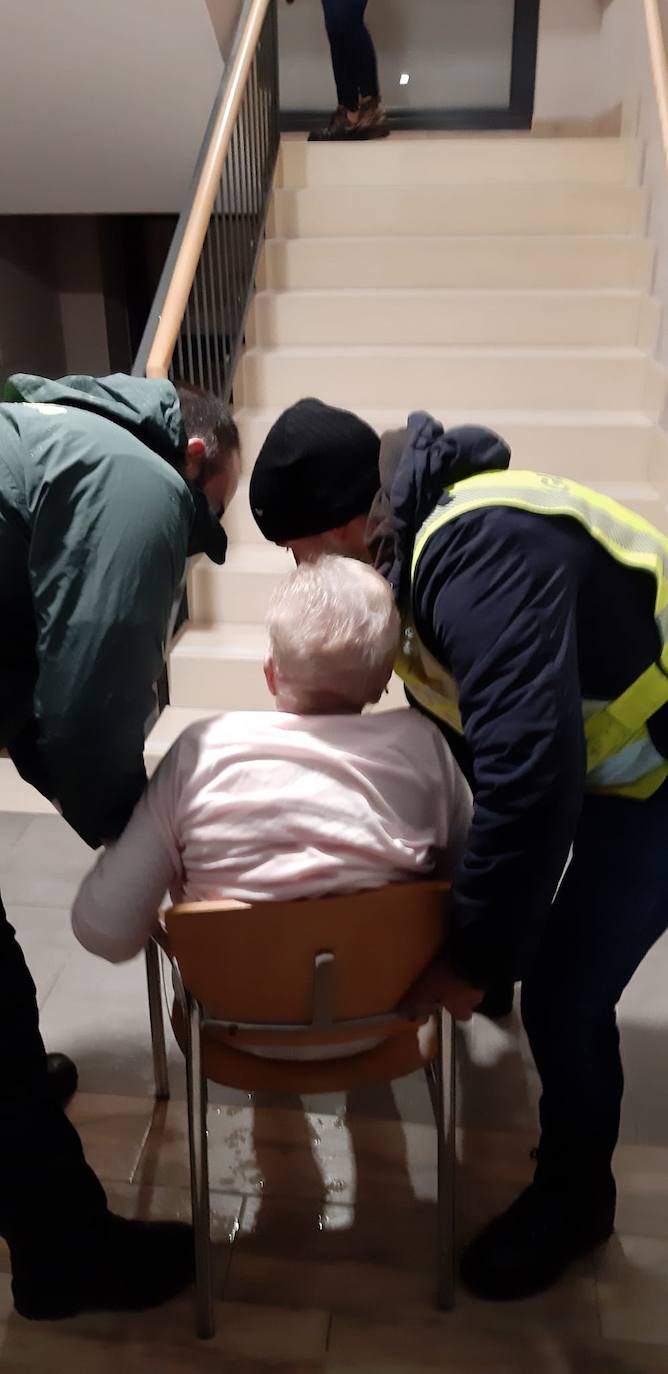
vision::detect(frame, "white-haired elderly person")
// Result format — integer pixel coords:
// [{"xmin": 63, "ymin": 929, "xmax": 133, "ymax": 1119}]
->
[{"xmin": 72, "ymin": 557, "xmax": 473, "ymax": 1028}]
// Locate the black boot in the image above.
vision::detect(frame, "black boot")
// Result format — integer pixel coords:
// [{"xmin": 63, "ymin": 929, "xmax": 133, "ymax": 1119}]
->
[
  {"xmin": 12, "ymin": 1213, "xmax": 195, "ymax": 1320},
  {"xmin": 45, "ymin": 1053, "xmax": 78, "ymax": 1107},
  {"xmin": 460, "ymin": 1177, "xmax": 615, "ymax": 1301}
]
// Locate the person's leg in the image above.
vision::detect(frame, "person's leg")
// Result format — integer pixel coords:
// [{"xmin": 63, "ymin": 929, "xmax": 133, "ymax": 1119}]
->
[
  {"xmin": 0, "ymin": 890, "xmax": 108, "ymax": 1259},
  {"xmin": 461, "ymin": 784, "xmax": 668, "ymax": 1299},
  {"xmin": 321, "ymin": 0, "xmax": 363, "ymax": 114},
  {"xmin": 526, "ymin": 787, "xmax": 668, "ymax": 1189},
  {"xmin": 0, "ymin": 889, "xmax": 194, "ymax": 1318},
  {"xmin": 313, "ymin": 0, "xmax": 387, "ymax": 141},
  {"xmin": 355, "ymin": 0, "xmax": 381, "ymax": 104}
]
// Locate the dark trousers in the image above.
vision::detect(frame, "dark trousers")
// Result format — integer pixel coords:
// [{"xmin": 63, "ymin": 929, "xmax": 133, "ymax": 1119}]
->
[
  {"xmin": 321, "ymin": 0, "xmax": 380, "ymax": 111},
  {"xmin": 0, "ymin": 892, "xmax": 107, "ymax": 1270},
  {"xmin": 522, "ymin": 782, "xmax": 668, "ymax": 1198}
]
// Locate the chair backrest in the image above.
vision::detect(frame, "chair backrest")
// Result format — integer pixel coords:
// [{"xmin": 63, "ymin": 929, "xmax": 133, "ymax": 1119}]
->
[{"xmin": 163, "ymin": 881, "xmax": 450, "ymax": 1033}]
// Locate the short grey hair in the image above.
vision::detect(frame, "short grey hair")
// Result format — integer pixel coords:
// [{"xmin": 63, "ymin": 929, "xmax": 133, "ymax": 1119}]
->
[{"xmin": 266, "ymin": 555, "xmax": 400, "ymax": 712}]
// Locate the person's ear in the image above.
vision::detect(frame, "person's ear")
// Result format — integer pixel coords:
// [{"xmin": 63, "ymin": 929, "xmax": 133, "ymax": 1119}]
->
[
  {"xmin": 264, "ymin": 657, "xmax": 277, "ymax": 697},
  {"xmin": 185, "ymin": 437, "xmax": 206, "ymax": 479}
]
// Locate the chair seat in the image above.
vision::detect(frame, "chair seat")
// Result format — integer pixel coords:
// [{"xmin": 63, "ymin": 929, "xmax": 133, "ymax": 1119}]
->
[{"xmin": 171, "ymin": 1002, "xmax": 434, "ymax": 1093}]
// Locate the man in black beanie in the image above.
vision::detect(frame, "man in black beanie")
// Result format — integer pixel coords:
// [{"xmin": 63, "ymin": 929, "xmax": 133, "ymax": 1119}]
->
[
  {"xmin": 250, "ymin": 398, "xmax": 668, "ymax": 1309},
  {"xmin": 250, "ymin": 397, "xmax": 380, "ymax": 561}
]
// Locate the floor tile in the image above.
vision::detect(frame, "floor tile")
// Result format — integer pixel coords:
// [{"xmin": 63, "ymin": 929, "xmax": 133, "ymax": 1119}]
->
[
  {"xmin": 327, "ymin": 1320, "xmax": 668, "ymax": 1373},
  {"xmin": 0, "ymin": 813, "xmax": 32, "ymax": 864},
  {"xmin": 227, "ymin": 1193, "xmax": 599, "ymax": 1339},
  {"xmin": 66, "ymin": 1093, "xmax": 156, "ymax": 1184},
  {"xmin": 8, "ymin": 904, "xmax": 75, "ymax": 1007},
  {"xmin": 0, "ymin": 814, "xmax": 92, "ymax": 907},
  {"xmin": 595, "ymin": 1233, "xmax": 668, "ymax": 1345},
  {"xmin": 228, "ymin": 1193, "xmax": 438, "ymax": 1318},
  {"xmin": 0, "ymin": 1270, "xmax": 325, "ymax": 1371},
  {"xmin": 615, "ymin": 1145, "xmax": 668, "ymax": 1240},
  {"xmin": 39, "ymin": 946, "xmax": 177, "ymax": 1097},
  {"xmin": 134, "ymin": 1100, "xmax": 438, "ymax": 1205}
]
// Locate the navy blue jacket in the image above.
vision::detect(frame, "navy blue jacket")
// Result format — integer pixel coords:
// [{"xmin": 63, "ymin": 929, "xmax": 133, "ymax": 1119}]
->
[{"xmin": 385, "ymin": 414, "xmax": 668, "ymax": 989}]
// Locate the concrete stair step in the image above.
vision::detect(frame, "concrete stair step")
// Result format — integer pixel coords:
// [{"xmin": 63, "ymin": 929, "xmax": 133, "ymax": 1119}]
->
[
  {"xmin": 259, "ymin": 235, "xmax": 655, "ymax": 292},
  {"xmin": 277, "ymin": 138, "xmax": 642, "ymax": 189},
  {"xmin": 238, "ymin": 345, "xmax": 667, "ymax": 417},
  {"xmin": 169, "ymin": 622, "xmax": 408, "ymax": 713},
  {"xmin": 145, "ymin": 705, "xmax": 216, "ymax": 770},
  {"xmin": 233, "ymin": 407, "xmax": 658, "ymax": 485},
  {"xmin": 269, "ymin": 183, "xmax": 647, "ymax": 239},
  {"xmin": 248, "ymin": 288, "xmax": 660, "ymax": 350},
  {"xmin": 198, "ymin": 481, "xmax": 668, "ymax": 629},
  {"xmin": 188, "ymin": 543, "xmax": 291, "ymax": 624},
  {"xmin": 169, "ymin": 621, "xmax": 272, "ymax": 708},
  {"xmin": 225, "ymin": 448, "xmax": 661, "ymax": 544}
]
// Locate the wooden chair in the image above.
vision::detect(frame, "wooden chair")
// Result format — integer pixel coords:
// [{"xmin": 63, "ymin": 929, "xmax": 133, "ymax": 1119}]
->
[{"xmin": 145, "ymin": 880, "xmax": 456, "ymax": 1339}]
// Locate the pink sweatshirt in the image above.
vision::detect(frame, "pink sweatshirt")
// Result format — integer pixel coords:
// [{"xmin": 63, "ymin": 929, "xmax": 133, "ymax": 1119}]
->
[{"xmin": 72, "ymin": 709, "xmax": 472, "ymax": 964}]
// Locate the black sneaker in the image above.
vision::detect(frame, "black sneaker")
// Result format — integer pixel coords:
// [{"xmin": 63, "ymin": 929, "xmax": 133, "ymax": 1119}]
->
[
  {"xmin": 12, "ymin": 1214, "xmax": 195, "ymax": 1320},
  {"xmin": 460, "ymin": 1180, "xmax": 615, "ymax": 1301}
]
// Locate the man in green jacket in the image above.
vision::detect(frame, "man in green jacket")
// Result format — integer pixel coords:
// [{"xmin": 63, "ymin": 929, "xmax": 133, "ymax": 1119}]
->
[{"xmin": 0, "ymin": 372, "xmax": 240, "ymax": 1319}]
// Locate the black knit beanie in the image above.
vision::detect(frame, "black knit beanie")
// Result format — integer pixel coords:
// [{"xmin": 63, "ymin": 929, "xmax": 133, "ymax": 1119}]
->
[{"xmin": 249, "ymin": 398, "xmax": 380, "ymax": 542}]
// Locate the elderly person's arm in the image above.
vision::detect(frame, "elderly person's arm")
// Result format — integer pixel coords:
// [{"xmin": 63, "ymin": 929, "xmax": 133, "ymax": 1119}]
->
[{"xmin": 71, "ymin": 740, "xmax": 185, "ymax": 963}]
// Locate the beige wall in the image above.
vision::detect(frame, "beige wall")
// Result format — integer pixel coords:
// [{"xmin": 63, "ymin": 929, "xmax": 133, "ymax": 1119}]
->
[
  {"xmin": 278, "ymin": 0, "xmax": 515, "ymax": 113},
  {"xmin": 592, "ymin": 0, "xmax": 668, "ymax": 400},
  {"xmin": 0, "ymin": 1, "xmax": 223, "ymax": 215},
  {"xmin": 533, "ymin": 0, "xmax": 606, "ymax": 121},
  {"xmin": 205, "ymin": 0, "xmax": 244, "ymax": 58}
]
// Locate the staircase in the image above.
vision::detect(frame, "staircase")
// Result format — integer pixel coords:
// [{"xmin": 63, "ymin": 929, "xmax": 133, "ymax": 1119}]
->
[
  {"xmin": 2, "ymin": 132, "xmax": 668, "ymax": 808},
  {"xmin": 149, "ymin": 133, "xmax": 668, "ymax": 765}
]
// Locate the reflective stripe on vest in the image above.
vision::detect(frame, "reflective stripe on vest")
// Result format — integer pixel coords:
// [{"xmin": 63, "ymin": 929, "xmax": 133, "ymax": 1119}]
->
[{"xmin": 394, "ymin": 470, "xmax": 668, "ymax": 800}]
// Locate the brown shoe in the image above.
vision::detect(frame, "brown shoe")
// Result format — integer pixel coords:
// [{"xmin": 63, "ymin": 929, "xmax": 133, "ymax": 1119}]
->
[
  {"xmin": 308, "ymin": 106, "xmax": 354, "ymax": 142},
  {"xmin": 355, "ymin": 96, "xmax": 390, "ymax": 139}
]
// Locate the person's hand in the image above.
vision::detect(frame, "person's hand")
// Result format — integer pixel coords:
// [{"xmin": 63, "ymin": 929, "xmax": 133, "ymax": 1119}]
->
[{"xmin": 400, "ymin": 956, "xmax": 484, "ymax": 1023}]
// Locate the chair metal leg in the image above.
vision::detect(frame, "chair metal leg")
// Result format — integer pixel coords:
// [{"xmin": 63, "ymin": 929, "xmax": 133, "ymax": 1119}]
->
[
  {"xmin": 424, "ymin": 1057, "xmax": 439, "ymax": 1121},
  {"xmin": 145, "ymin": 941, "xmax": 170, "ymax": 1101},
  {"xmin": 185, "ymin": 994, "xmax": 213, "ymax": 1339},
  {"xmin": 435, "ymin": 1008, "xmax": 456, "ymax": 1311}
]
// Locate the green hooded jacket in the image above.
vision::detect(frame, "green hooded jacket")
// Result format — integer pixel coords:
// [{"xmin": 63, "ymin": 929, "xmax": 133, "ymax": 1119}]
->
[{"xmin": 0, "ymin": 373, "xmax": 194, "ymax": 848}]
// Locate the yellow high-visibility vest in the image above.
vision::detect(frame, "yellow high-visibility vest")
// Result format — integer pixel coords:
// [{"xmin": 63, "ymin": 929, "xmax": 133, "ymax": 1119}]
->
[{"xmin": 394, "ymin": 470, "xmax": 668, "ymax": 799}]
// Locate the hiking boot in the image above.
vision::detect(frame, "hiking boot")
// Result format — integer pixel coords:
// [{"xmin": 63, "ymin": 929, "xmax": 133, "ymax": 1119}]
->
[
  {"xmin": 12, "ymin": 1213, "xmax": 195, "ymax": 1320},
  {"xmin": 308, "ymin": 106, "xmax": 354, "ymax": 142},
  {"xmin": 355, "ymin": 96, "xmax": 390, "ymax": 139},
  {"xmin": 460, "ymin": 1179, "xmax": 615, "ymax": 1301}
]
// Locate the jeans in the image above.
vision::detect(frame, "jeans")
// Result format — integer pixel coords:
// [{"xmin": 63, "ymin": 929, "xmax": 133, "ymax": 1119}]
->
[
  {"xmin": 321, "ymin": 0, "xmax": 380, "ymax": 111},
  {"xmin": 0, "ymin": 891, "xmax": 107, "ymax": 1270},
  {"xmin": 522, "ymin": 783, "xmax": 668, "ymax": 1197}
]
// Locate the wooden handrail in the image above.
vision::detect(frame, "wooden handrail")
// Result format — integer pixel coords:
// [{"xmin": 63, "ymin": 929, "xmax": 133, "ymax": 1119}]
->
[
  {"xmin": 146, "ymin": 0, "xmax": 271, "ymax": 381},
  {"xmin": 644, "ymin": 0, "xmax": 668, "ymax": 176}
]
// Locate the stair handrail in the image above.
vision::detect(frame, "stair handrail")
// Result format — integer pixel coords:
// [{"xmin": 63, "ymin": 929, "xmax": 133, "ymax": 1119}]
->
[
  {"xmin": 133, "ymin": 0, "xmax": 279, "ymax": 395},
  {"xmin": 644, "ymin": 0, "xmax": 668, "ymax": 174}
]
